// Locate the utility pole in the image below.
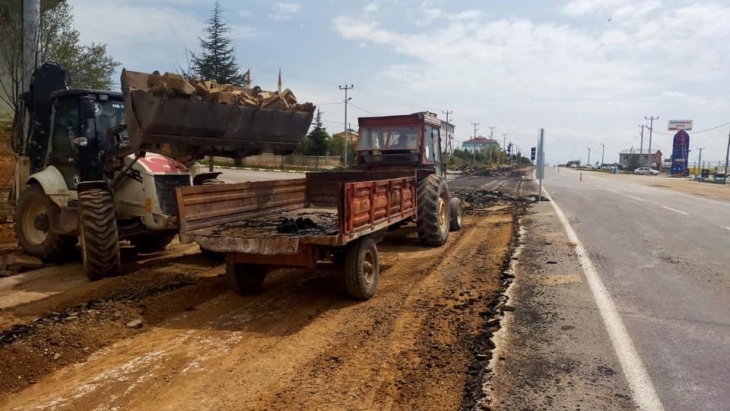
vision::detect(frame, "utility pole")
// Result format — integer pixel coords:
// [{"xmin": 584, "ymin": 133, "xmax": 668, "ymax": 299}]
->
[
  {"xmin": 471, "ymin": 122, "xmax": 480, "ymax": 162},
  {"xmin": 587, "ymin": 147, "xmax": 591, "ymax": 166},
  {"xmin": 488, "ymin": 127, "xmax": 495, "ymax": 164},
  {"xmin": 724, "ymin": 130, "xmax": 730, "ymax": 184},
  {"xmin": 600, "ymin": 143, "xmax": 605, "ymax": 167},
  {"xmin": 638, "ymin": 125, "xmax": 645, "ymax": 167},
  {"xmin": 645, "ymin": 115, "xmax": 659, "ymax": 168},
  {"xmin": 339, "ymin": 85, "xmax": 354, "ymax": 166},
  {"xmin": 442, "ymin": 110, "xmax": 453, "ymax": 154}
]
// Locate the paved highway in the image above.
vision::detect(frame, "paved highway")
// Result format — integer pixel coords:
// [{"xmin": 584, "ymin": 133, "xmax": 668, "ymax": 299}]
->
[{"xmin": 543, "ymin": 168, "xmax": 730, "ymax": 411}]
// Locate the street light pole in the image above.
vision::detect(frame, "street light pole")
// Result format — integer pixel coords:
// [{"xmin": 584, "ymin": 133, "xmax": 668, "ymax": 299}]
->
[
  {"xmin": 600, "ymin": 143, "xmax": 605, "ymax": 167},
  {"xmin": 587, "ymin": 147, "xmax": 591, "ymax": 166},
  {"xmin": 339, "ymin": 85, "xmax": 354, "ymax": 166}
]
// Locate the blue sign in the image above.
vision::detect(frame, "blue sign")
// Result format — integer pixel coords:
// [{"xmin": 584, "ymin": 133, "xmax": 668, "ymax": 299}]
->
[{"xmin": 670, "ymin": 130, "xmax": 690, "ymax": 176}]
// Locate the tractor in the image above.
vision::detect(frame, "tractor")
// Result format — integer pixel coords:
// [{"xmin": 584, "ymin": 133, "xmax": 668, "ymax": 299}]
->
[{"xmin": 356, "ymin": 112, "xmax": 463, "ymax": 244}]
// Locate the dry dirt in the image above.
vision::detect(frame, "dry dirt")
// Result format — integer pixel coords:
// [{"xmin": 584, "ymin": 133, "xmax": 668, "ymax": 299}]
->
[{"xmin": 0, "ymin": 204, "xmax": 521, "ymax": 411}]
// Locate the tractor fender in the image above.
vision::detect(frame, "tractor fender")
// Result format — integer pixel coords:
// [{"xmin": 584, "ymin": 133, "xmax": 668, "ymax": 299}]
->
[{"xmin": 27, "ymin": 166, "xmax": 75, "ymax": 208}]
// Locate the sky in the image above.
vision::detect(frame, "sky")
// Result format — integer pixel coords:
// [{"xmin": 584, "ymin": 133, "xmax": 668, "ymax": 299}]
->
[{"xmin": 70, "ymin": 0, "xmax": 730, "ymax": 166}]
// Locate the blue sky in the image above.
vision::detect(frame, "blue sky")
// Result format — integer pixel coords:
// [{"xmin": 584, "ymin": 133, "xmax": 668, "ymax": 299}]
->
[{"xmin": 71, "ymin": 0, "xmax": 730, "ymax": 165}]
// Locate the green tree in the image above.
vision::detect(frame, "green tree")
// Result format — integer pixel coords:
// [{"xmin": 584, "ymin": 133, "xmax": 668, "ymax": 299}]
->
[
  {"xmin": 188, "ymin": 1, "xmax": 246, "ymax": 85},
  {"xmin": 306, "ymin": 109, "xmax": 330, "ymax": 155},
  {"xmin": 0, "ymin": 1, "xmax": 120, "ymax": 112}
]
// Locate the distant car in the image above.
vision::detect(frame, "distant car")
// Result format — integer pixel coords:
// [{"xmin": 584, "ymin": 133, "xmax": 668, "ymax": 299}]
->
[
  {"xmin": 570, "ymin": 164, "xmax": 578, "ymax": 168},
  {"xmin": 634, "ymin": 167, "xmax": 660, "ymax": 176}
]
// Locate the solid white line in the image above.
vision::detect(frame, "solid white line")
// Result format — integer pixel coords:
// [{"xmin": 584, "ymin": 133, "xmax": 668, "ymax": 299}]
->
[
  {"xmin": 661, "ymin": 206, "xmax": 689, "ymax": 216},
  {"xmin": 543, "ymin": 188, "xmax": 665, "ymax": 411},
  {"xmin": 627, "ymin": 195, "xmax": 645, "ymax": 202},
  {"xmin": 723, "ymin": 226, "xmax": 730, "ymax": 231}
]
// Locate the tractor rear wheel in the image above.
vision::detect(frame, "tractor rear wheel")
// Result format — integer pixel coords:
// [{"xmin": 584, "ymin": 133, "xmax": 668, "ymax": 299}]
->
[
  {"xmin": 78, "ymin": 188, "xmax": 121, "ymax": 281},
  {"xmin": 342, "ymin": 236, "xmax": 379, "ymax": 300},
  {"xmin": 417, "ymin": 174, "xmax": 450, "ymax": 246},
  {"xmin": 14, "ymin": 184, "xmax": 76, "ymax": 260}
]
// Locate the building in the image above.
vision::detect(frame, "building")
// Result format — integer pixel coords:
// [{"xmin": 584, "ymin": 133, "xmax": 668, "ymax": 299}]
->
[
  {"xmin": 461, "ymin": 136, "xmax": 499, "ymax": 153},
  {"xmin": 332, "ymin": 130, "xmax": 358, "ymax": 145},
  {"xmin": 619, "ymin": 149, "xmax": 662, "ymax": 168}
]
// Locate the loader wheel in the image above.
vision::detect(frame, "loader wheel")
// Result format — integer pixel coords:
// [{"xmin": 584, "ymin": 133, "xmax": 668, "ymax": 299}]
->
[
  {"xmin": 130, "ymin": 233, "xmax": 176, "ymax": 253},
  {"xmin": 343, "ymin": 236, "xmax": 379, "ymax": 300},
  {"xmin": 78, "ymin": 188, "xmax": 120, "ymax": 281},
  {"xmin": 14, "ymin": 184, "xmax": 76, "ymax": 260},
  {"xmin": 227, "ymin": 261, "xmax": 267, "ymax": 295},
  {"xmin": 417, "ymin": 174, "xmax": 450, "ymax": 246},
  {"xmin": 449, "ymin": 197, "xmax": 463, "ymax": 232}
]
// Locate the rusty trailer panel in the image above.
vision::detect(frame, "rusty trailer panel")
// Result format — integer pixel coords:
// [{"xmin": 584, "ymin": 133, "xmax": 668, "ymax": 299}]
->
[{"xmin": 176, "ymin": 173, "xmax": 418, "ymax": 263}]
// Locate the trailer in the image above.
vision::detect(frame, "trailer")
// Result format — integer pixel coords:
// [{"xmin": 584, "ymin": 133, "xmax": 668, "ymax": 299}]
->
[{"xmin": 175, "ymin": 171, "xmax": 419, "ymax": 299}]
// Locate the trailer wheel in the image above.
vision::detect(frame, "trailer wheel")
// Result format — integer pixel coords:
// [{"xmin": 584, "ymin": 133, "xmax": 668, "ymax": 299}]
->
[
  {"xmin": 130, "ymin": 233, "xmax": 176, "ymax": 253},
  {"xmin": 227, "ymin": 261, "xmax": 267, "ymax": 295},
  {"xmin": 343, "ymin": 236, "xmax": 379, "ymax": 300},
  {"xmin": 78, "ymin": 188, "xmax": 121, "ymax": 281},
  {"xmin": 417, "ymin": 174, "xmax": 450, "ymax": 246},
  {"xmin": 15, "ymin": 184, "xmax": 76, "ymax": 260},
  {"xmin": 449, "ymin": 197, "xmax": 463, "ymax": 232}
]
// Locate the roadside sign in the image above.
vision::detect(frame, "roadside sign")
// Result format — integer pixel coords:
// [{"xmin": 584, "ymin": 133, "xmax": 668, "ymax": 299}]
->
[
  {"xmin": 668, "ymin": 120, "xmax": 693, "ymax": 131},
  {"xmin": 531, "ymin": 147, "xmax": 536, "ymax": 161}
]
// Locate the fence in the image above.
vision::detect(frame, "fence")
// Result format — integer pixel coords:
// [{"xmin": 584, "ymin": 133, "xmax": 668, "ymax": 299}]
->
[{"xmin": 215, "ymin": 153, "xmax": 342, "ymax": 169}]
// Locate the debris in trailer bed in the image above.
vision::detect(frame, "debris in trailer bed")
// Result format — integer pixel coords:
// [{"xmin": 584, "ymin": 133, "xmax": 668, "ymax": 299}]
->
[{"xmin": 212, "ymin": 210, "xmax": 339, "ymax": 237}]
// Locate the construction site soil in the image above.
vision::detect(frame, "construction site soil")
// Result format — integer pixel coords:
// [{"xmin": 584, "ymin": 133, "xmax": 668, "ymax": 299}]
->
[{"xmin": 0, "ymin": 176, "xmax": 533, "ymax": 411}]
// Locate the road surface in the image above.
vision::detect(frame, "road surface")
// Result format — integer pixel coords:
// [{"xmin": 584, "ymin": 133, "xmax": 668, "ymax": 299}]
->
[{"xmin": 499, "ymin": 167, "xmax": 729, "ymax": 410}]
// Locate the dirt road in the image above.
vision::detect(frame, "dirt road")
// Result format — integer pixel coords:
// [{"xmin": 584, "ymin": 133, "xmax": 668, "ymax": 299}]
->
[{"xmin": 0, "ymin": 177, "xmax": 529, "ymax": 411}]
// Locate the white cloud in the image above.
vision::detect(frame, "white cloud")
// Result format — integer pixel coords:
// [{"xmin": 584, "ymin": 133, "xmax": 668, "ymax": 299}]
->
[
  {"xmin": 364, "ymin": 3, "xmax": 378, "ymax": 13},
  {"xmin": 239, "ymin": 10, "xmax": 254, "ymax": 18},
  {"xmin": 333, "ymin": 2, "xmax": 730, "ymax": 162},
  {"xmin": 271, "ymin": 3, "xmax": 301, "ymax": 21}
]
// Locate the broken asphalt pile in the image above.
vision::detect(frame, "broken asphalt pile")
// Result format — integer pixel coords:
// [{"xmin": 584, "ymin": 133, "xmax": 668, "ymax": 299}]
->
[{"xmin": 452, "ymin": 189, "xmax": 548, "ymax": 213}]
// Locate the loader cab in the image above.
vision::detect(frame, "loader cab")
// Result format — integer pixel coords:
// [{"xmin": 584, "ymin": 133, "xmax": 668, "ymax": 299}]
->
[
  {"xmin": 356, "ymin": 113, "xmax": 444, "ymax": 175},
  {"xmin": 47, "ymin": 90, "xmax": 125, "ymax": 189}
]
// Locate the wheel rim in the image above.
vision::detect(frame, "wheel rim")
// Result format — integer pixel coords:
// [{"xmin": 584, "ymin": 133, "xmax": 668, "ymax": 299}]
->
[
  {"xmin": 438, "ymin": 197, "xmax": 448, "ymax": 232},
  {"xmin": 22, "ymin": 200, "xmax": 49, "ymax": 245},
  {"xmin": 362, "ymin": 250, "xmax": 375, "ymax": 286}
]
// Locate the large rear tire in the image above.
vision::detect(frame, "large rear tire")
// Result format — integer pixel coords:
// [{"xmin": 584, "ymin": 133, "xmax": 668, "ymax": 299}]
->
[
  {"xmin": 130, "ymin": 233, "xmax": 176, "ymax": 253},
  {"xmin": 78, "ymin": 188, "xmax": 120, "ymax": 281},
  {"xmin": 14, "ymin": 184, "xmax": 76, "ymax": 260},
  {"xmin": 417, "ymin": 174, "xmax": 450, "ymax": 246},
  {"xmin": 227, "ymin": 261, "xmax": 267, "ymax": 295},
  {"xmin": 343, "ymin": 236, "xmax": 379, "ymax": 300}
]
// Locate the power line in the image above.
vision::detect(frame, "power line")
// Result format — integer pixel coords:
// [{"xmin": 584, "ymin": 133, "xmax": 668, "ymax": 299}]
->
[
  {"xmin": 348, "ymin": 102, "xmax": 378, "ymax": 116},
  {"xmin": 653, "ymin": 121, "xmax": 730, "ymax": 135}
]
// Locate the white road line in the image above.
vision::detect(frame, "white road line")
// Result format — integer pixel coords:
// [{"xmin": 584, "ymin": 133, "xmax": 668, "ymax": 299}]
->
[
  {"xmin": 608, "ymin": 189, "xmax": 619, "ymax": 194},
  {"xmin": 661, "ymin": 206, "xmax": 689, "ymax": 216},
  {"xmin": 627, "ymin": 195, "xmax": 645, "ymax": 202},
  {"xmin": 723, "ymin": 227, "xmax": 730, "ymax": 231},
  {"xmin": 543, "ymin": 187, "xmax": 666, "ymax": 411}
]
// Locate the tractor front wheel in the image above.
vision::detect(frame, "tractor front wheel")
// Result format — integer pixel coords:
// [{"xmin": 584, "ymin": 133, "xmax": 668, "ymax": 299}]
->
[{"xmin": 14, "ymin": 184, "xmax": 76, "ymax": 260}]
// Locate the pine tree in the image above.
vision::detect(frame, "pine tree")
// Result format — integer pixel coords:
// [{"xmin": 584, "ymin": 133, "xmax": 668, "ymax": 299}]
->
[
  {"xmin": 189, "ymin": 1, "xmax": 246, "ymax": 85},
  {"xmin": 306, "ymin": 109, "xmax": 330, "ymax": 156}
]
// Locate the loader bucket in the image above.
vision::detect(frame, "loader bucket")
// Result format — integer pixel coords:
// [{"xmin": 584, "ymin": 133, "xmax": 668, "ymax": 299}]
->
[{"xmin": 120, "ymin": 69, "xmax": 315, "ymax": 160}]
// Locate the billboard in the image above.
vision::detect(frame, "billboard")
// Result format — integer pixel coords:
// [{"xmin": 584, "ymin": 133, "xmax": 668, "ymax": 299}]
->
[
  {"xmin": 668, "ymin": 120, "xmax": 693, "ymax": 131},
  {"xmin": 670, "ymin": 130, "xmax": 690, "ymax": 176}
]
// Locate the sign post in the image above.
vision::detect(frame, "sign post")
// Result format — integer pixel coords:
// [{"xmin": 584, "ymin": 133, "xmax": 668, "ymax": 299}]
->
[{"xmin": 536, "ymin": 129, "xmax": 545, "ymax": 201}]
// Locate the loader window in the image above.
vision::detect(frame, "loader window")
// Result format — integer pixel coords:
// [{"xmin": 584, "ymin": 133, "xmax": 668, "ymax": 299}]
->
[{"xmin": 51, "ymin": 98, "xmax": 79, "ymax": 163}]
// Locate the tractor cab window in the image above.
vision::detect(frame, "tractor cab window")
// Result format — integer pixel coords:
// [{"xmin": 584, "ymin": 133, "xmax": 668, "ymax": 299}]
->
[
  {"xmin": 86, "ymin": 99, "xmax": 125, "ymax": 150},
  {"xmin": 51, "ymin": 98, "xmax": 79, "ymax": 163},
  {"xmin": 424, "ymin": 125, "xmax": 440, "ymax": 162},
  {"xmin": 358, "ymin": 126, "xmax": 419, "ymax": 150}
]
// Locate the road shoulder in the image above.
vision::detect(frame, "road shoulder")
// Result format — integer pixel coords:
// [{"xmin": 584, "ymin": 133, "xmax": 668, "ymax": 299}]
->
[{"xmin": 487, "ymin": 202, "xmax": 635, "ymax": 410}]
